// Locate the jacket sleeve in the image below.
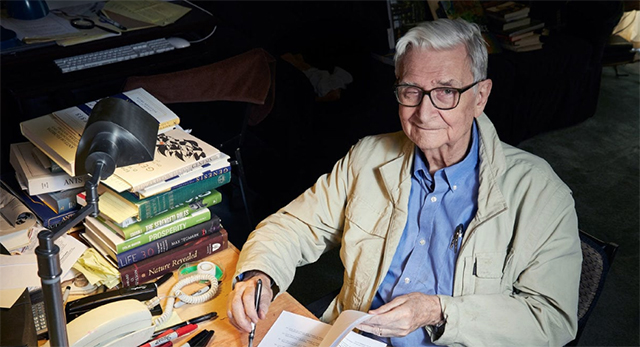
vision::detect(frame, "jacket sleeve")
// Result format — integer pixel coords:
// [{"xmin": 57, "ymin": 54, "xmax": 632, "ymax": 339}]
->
[
  {"xmin": 434, "ymin": 190, "xmax": 582, "ymax": 346},
  {"xmin": 234, "ymin": 141, "xmax": 358, "ymax": 294}
]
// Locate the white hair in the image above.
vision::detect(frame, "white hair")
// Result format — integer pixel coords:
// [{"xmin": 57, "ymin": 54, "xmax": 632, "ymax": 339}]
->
[{"xmin": 394, "ymin": 18, "xmax": 488, "ymax": 82}]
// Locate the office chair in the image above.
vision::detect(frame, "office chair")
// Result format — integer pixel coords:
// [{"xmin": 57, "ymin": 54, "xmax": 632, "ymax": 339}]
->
[
  {"xmin": 123, "ymin": 48, "xmax": 276, "ymax": 228},
  {"xmin": 566, "ymin": 230, "xmax": 619, "ymax": 346}
]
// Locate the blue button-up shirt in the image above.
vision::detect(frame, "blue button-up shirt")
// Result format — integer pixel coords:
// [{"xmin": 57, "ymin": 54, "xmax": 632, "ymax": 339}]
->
[{"xmin": 369, "ymin": 122, "xmax": 480, "ymax": 346}]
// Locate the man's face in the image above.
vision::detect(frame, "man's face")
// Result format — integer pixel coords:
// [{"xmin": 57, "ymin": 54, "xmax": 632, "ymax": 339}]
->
[{"xmin": 397, "ymin": 45, "xmax": 491, "ymax": 163}]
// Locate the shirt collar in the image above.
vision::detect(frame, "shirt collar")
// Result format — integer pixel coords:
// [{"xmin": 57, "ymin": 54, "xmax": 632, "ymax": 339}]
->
[{"xmin": 412, "ymin": 121, "xmax": 480, "ymax": 191}]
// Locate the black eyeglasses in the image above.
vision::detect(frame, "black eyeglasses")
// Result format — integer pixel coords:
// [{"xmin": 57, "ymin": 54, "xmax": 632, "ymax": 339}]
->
[{"xmin": 394, "ymin": 80, "xmax": 484, "ymax": 110}]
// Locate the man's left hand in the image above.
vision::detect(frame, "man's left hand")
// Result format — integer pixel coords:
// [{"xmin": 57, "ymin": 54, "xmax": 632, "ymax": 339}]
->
[{"xmin": 356, "ymin": 292, "xmax": 444, "ymax": 337}]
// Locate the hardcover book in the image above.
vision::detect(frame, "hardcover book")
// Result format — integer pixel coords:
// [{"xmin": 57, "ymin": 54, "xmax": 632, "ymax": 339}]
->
[
  {"xmin": 101, "ymin": 128, "xmax": 222, "ymax": 193},
  {"xmin": 53, "ymin": 88, "xmax": 180, "ymax": 132},
  {"xmin": 105, "ymin": 190, "xmax": 221, "ymax": 240},
  {"xmin": 489, "ymin": 17, "xmax": 530, "ymax": 31},
  {"xmin": 135, "ymin": 156, "xmax": 231, "ymax": 199},
  {"xmin": 78, "ymin": 173, "xmax": 229, "ymax": 226},
  {"xmin": 37, "ymin": 187, "xmax": 83, "ymax": 214},
  {"xmin": 0, "ymin": 173, "xmax": 79, "ymax": 229},
  {"xmin": 19, "ymin": 88, "xmax": 180, "ymax": 177},
  {"xmin": 9, "ymin": 142, "xmax": 85, "ymax": 196},
  {"xmin": 83, "ymin": 216, "xmax": 222, "ymax": 268},
  {"xmin": 120, "ymin": 228, "xmax": 229, "ymax": 287},
  {"xmin": 85, "ymin": 206, "xmax": 211, "ymax": 254}
]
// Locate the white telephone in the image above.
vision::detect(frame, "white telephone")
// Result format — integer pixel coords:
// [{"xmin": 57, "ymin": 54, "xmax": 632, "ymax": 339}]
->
[{"xmin": 43, "ymin": 299, "xmax": 154, "ymax": 347}]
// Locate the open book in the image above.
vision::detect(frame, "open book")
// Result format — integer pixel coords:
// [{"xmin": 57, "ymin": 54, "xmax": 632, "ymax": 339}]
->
[{"xmin": 260, "ymin": 310, "xmax": 386, "ymax": 347}]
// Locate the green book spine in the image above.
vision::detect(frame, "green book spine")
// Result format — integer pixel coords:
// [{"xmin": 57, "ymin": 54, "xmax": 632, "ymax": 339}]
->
[
  {"xmin": 119, "ymin": 190, "xmax": 221, "ymax": 239},
  {"xmin": 100, "ymin": 207, "xmax": 212, "ymax": 254},
  {"xmin": 121, "ymin": 171, "xmax": 231, "ymax": 221}
]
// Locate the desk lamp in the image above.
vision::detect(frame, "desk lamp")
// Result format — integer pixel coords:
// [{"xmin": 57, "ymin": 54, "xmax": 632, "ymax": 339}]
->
[{"xmin": 35, "ymin": 98, "xmax": 159, "ymax": 346}]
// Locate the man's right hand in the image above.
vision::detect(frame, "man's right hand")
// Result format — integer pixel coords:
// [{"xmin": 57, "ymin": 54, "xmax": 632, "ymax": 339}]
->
[{"xmin": 227, "ymin": 270, "xmax": 274, "ymax": 333}]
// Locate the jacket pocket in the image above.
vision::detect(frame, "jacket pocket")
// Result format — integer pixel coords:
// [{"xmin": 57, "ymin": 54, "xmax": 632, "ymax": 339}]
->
[
  {"xmin": 472, "ymin": 252, "xmax": 506, "ymax": 294},
  {"xmin": 344, "ymin": 194, "xmax": 391, "ymax": 238}
]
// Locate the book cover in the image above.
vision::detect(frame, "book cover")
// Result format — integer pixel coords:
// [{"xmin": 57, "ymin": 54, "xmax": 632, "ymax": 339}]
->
[
  {"xmin": 490, "ymin": 17, "xmax": 531, "ymax": 31},
  {"xmin": 119, "ymin": 228, "xmax": 229, "ymax": 287},
  {"xmin": 9, "ymin": 142, "xmax": 86, "ymax": 196},
  {"xmin": 114, "ymin": 217, "xmax": 221, "ymax": 268},
  {"xmin": 107, "ymin": 189, "xmax": 221, "ymax": 239},
  {"xmin": 102, "ymin": 128, "xmax": 221, "ymax": 193},
  {"xmin": 20, "ymin": 88, "xmax": 180, "ymax": 177},
  {"xmin": 85, "ymin": 206, "xmax": 211, "ymax": 254},
  {"xmin": 80, "ymin": 172, "xmax": 230, "ymax": 225},
  {"xmin": 135, "ymin": 155, "xmax": 230, "ymax": 199},
  {"xmin": 505, "ymin": 34, "xmax": 541, "ymax": 47},
  {"xmin": 37, "ymin": 187, "xmax": 83, "ymax": 214},
  {"xmin": 0, "ymin": 173, "xmax": 79, "ymax": 229},
  {"xmin": 53, "ymin": 88, "xmax": 180, "ymax": 133},
  {"xmin": 498, "ymin": 19, "xmax": 544, "ymax": 38}
]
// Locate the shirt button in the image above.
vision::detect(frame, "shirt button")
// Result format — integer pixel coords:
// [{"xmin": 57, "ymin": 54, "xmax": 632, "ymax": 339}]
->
[
  {"xmin": 404, "ymin": 277, "xmax": 410, "ymax": 284},
  {"xmin": 419, "ymin": 239, "xmax": 426, "ymax": 245},
  {"xmin": 453, "ymin": 185, "xmax": 457, "ymax": 191},
  {"xmin": 430, "ymin": 196, "xmax": 437, "ymax": 203}
]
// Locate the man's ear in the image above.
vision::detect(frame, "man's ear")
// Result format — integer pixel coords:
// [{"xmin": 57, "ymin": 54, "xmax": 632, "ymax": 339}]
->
[{"xmin": 474, "ymin": 79, "xmax": 492, "ymax": 117}]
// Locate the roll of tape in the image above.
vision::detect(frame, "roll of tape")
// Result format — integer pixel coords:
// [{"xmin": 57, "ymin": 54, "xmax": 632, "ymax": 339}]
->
[
  {"xmin": 178, "ymin": 263, "xmax": 199, "ymax": 278},
  {"xmin": 197, "ymin": 261, "xmax": 223, "ymax": 281}
]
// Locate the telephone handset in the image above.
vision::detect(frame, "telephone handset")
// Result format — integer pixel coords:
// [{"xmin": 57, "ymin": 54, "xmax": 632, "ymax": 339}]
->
[{"xmin": 43, "ymin": 299, "xmax": 154, "ymax": 347}]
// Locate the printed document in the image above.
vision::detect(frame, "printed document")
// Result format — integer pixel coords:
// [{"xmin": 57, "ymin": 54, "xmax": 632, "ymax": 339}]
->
[{"xmin": 259, "ymin": 310, "xmax": 386, "ymax": 347}]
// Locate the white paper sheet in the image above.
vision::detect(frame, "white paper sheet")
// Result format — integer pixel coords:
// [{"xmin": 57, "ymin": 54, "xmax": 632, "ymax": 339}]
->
[
  {"xmin": 0, "ymin": 233, "xmax": 88, "ymax": 291},
  {"xmin": 259, "ymin": 310, "xmax": 385, "ymax": 347}
]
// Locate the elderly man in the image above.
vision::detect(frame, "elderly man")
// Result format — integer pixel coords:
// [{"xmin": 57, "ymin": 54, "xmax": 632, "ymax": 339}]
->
[{"xmin": 228, "ymin": 18, "xmax": 582, "ymax": 346}]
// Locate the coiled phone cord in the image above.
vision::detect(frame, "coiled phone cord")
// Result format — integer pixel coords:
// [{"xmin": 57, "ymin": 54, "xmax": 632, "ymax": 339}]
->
[{"xmin": 146, "ymin": 273, "xmax": 219, "ymax": 326}]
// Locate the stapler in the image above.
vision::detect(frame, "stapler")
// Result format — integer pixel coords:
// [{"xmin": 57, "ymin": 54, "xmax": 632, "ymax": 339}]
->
[{"xmin": 65, "ymin": 273, "xmax": 172, "ymax": 322}]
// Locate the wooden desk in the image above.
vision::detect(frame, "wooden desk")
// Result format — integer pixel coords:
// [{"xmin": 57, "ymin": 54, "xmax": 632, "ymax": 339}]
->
[
  {"xmin": 46, "ymin": 243, "xmax": 313, "ymax": 346},
  {"xmin": 137, "ymin": 244, "xmax": 314, "ymax": 346}
]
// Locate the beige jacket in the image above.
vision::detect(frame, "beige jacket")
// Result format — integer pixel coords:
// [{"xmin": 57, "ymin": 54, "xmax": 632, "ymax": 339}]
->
[{"xmin": 235, "ymin": 114, "xmax": 581, "ymax": 346}]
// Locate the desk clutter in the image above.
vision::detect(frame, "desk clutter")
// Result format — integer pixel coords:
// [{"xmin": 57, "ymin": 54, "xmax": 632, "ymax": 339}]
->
[{"xmin": 0, "ymin": 87, "xmax": 234, "ymax": 345}]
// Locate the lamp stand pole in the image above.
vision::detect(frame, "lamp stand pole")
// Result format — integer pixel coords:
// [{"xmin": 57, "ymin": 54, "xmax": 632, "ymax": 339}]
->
[{"xmin": 35, "ymin": 162, "xmax": 104, "ymax": 347}]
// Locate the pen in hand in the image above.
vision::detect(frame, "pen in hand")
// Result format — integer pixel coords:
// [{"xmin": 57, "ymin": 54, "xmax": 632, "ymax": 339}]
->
[{"xmin": 248, "ymin": 279, "xmax": 262, "ymax": 347}]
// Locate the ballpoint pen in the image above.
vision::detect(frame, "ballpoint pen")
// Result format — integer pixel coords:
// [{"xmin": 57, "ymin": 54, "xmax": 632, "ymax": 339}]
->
[{"xmin": 248, "ymin": 279, "xmax": 262, "ymax": 347}]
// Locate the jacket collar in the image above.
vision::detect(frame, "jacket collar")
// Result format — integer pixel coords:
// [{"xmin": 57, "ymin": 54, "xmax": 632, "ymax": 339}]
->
[
  {"xmin": 378, "ymin": 135, "xmax": 414, "ymax": 208},
  {"xmin": 472, "ymin": 113, "xmax": 507, "ymax": 226},
  {"xmin": 377, "ymin": 113, "xmax": 508, "ymax": 224}
]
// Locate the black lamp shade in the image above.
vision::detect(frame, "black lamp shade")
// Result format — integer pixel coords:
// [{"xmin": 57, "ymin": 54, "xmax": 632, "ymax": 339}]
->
[{"xmin": 75, "ymin": 97, "xmax": 159, "ymax": 179}]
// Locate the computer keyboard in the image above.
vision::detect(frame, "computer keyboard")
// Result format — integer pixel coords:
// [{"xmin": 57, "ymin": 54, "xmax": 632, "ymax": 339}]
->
[{"xmin": 54, "ymin": 38, "xmax": 178, "ymax": 73}]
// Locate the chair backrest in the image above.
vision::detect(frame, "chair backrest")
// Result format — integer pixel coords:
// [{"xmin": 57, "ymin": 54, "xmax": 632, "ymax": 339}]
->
[{"xmin": 567, "ymin": 230, "xmax": 619, "ymax": 345}]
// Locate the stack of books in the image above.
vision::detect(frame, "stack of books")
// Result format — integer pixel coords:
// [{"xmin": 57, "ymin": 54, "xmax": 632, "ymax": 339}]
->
[
  {"xmin": 2, "ymin": 142, "xmax": 85, "ymax": 230},
  {"xmin": 484, "ymin": 1, "xmax": 545, "ymax": 52},
  {"xmin": 15, "ymin": 88, "xmax": 232, "ymax": 286}
]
